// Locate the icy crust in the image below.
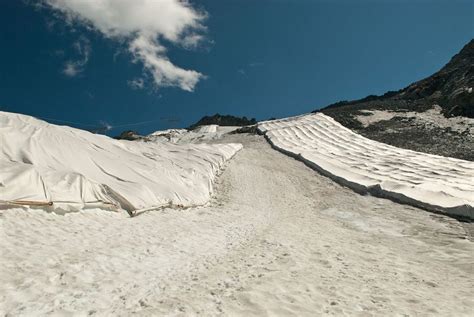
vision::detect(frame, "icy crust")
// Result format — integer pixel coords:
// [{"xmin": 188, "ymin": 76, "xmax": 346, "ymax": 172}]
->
[
  {"xmin": 258, "ymin": 113, "xmax": 474, "ymax": 219},
  {"xmin": 0, "ymin": 112, "xmax": 242, "ymax": 214}
]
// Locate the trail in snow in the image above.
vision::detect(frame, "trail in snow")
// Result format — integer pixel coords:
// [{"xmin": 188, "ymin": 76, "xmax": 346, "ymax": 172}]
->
[{"xmin": 1, "ymin": 135, "xmax": 472, "ymax": 316}]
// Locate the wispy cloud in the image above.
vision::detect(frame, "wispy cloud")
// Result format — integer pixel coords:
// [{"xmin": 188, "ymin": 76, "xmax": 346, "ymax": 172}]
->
[
  {"xmin": 99, "ymin": 120, "xmax": 112, "ymax": 131},
  {"xmin": 85, "ymin": 91, "xmax": 94, "ymax": 99},
  {"xmin": 63, "ymin": 63, "xmax": 81, "ymax": 77},
  {"xmin": 43, "ymin": 0, "xmax": 208, "ymax": 91},
  {"xmin": 237, "ymin": 69, "xmax": 246, "ymax": 75},
  {"xmin": 62, "ymin": 36, "xmax": 91, "ymax": 77},
  {"xmin": 127, "ymin": 78, "xmax": 145, "ymax": 90},
  {"xmin": 112, "ymin": 50, "xmax": 121, "ymax": 63}
]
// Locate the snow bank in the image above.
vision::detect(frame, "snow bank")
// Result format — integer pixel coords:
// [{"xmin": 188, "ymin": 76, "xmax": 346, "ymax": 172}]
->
[
  {"xmin": 258, "ymin": 113, "xmax": 474, "ymax": 219},
  {"xmin": 149, "ymin": 125, "xmax": 239, "ymax": 144},
  {"xmin": 193, "ymin": 124, "xmax": 218, "ymax": 134},
  {"xmin": 0, "ymin": 112, "xmax": 242, "ymax": 214}
]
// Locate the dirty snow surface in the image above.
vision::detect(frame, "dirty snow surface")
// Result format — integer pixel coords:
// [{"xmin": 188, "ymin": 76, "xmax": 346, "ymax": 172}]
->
[
  {"xmin": 0, "ymin": 112, "xmax": 242, "ymax": 213},
  {"xmin": 1, "ymin": 134, "xmax": 473, "ymax": 316},
  {"xmin": 259, "ymin": 113, "xmax": 474, "ymax": 219}
]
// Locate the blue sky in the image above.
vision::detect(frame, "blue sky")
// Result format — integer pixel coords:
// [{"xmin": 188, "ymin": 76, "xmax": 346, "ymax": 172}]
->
[{"xmin": 0, "ymin": 0, "xmax": 473, "ymax": 135}]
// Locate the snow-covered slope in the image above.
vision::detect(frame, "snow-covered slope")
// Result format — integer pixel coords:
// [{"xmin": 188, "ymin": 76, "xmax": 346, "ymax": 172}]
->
[
  {"xmin": 258, "ymin": 113, "xmax": 474, "ymax": 219},
  {"xmin": 149, "ymin": 125, "xmax": 239, "ymax": 144},
  {"xmin": 0, "ymin": 112, "xmax": 242, "ymax": 214}
]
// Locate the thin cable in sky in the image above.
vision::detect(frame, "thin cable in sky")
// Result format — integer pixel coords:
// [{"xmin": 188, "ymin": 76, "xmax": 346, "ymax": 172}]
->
[
  {"xmin": 35, "ymin": 115, "xmax": 162, "ymax": 130},
  {"xmin": 34, "ymin": 116, "xmax": 99, "ymax": 127},
  {"xmin": 112, "ymin": 120, "xmax": 163, "ymax": 128}
]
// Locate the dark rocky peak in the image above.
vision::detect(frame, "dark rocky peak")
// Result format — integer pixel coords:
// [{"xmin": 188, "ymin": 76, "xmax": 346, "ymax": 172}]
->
[
  {"xmin": 189, "ymin": 114, "xmax": 257, "ymax": 130},
  {"xmin": 399, "ymin": 40, "xmax": 473, "ymax": 111},
  {"xmin": 319, "ymin": 39, "xmax": 474, "ymax": 118},
  {"xmin": 114, "ymin": 130, "xmax": 145, "ymax": 141}
]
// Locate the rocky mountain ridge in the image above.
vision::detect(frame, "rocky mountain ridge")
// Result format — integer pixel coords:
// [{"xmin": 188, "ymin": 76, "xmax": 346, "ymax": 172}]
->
[
  {"xmin": 319, "ymin": 39, "xmax": 473, "ymax": 119},
  {"xmin": 318, "ymin": 39, "xmax": 474, "ymax": 161},
  {"xmin": 188, "ymin": 114, "xmax": 257, "ymax": 130}
]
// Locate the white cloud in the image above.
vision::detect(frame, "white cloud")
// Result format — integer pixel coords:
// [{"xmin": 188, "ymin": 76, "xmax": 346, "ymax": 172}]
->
[
  {"xmin": 127, "ymin": 78, "xmax": 145, "ymax": 90},
  {"xmin": 99, "ymin": 120, "xmax": 112, "ymax": 131},
  {"xmin": 63, "ymin": 62, "xmax": 81, "ymax": 77},
  {"xmin": 43, "ymin": 0, "xmax": 207, "ymax": 91},
  {"xmin": 62, "ymin": 36, "xmax": 90, "ymax": 77},
  {"xmin": 129, "ymin": 34, "xmax": 203, "ymax": 91}
]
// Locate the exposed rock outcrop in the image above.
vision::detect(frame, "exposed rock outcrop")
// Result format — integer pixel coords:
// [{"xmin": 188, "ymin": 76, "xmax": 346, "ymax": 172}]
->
[{"xmin": 189, "ymin": 114, "xmax": 257, "ymax": 130}]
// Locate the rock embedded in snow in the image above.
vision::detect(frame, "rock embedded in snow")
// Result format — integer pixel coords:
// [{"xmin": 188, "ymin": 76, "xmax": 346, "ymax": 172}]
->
[
  {"xmin": 0, "ymin": 112, "xmax": 242, "ymax": 214},
  {"xmin": 258, "ymin": 113, "xmax": 474, "ymax": 219}
]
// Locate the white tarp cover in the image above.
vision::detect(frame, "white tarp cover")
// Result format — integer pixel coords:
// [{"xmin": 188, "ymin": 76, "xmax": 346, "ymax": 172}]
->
[
  {"xmin": 0, "ymin": 112, "xmax": 242, "ymax": 212},
  {"xmin": 258, "ymin": 113, "xmax": 474, "ymax": 219}
]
